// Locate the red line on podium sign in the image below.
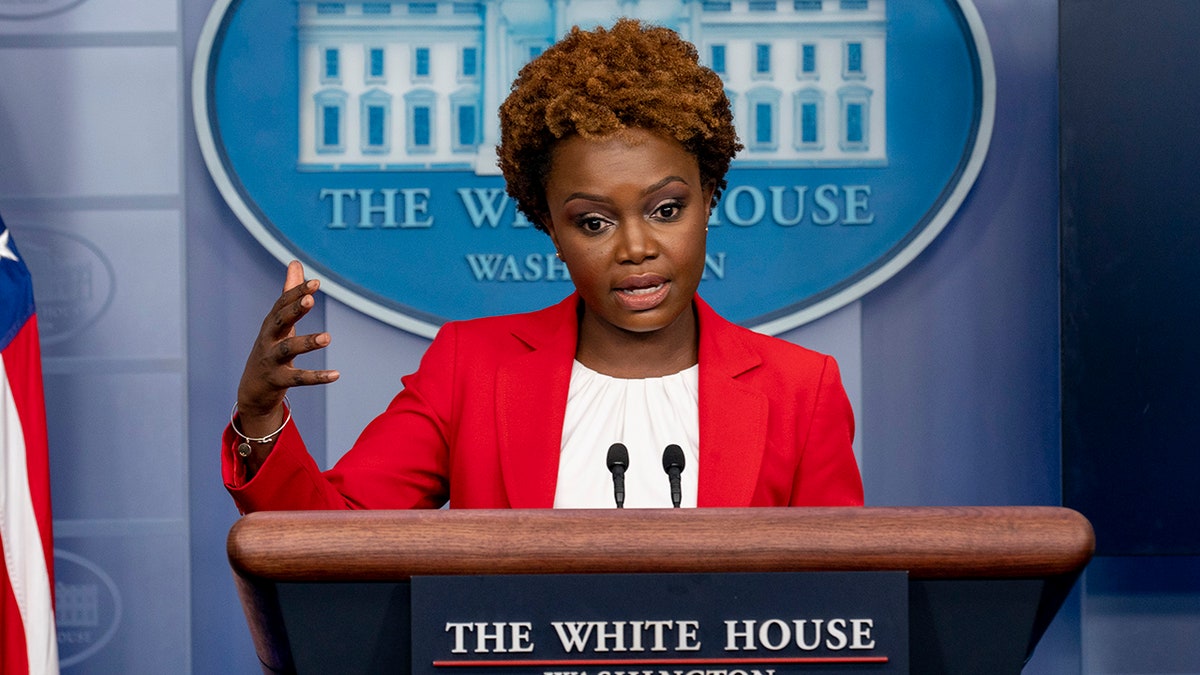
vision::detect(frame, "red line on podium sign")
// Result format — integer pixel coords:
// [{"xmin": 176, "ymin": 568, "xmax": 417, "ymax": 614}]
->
[{"xmin": 432, "ymin": 656, "xmax": 890, "ymax": 667}]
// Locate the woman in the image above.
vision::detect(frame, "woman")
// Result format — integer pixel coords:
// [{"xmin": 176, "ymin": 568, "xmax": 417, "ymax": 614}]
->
[{"xmin": 224, "ymin": 19, "xmax": 863, "ymax": 512}]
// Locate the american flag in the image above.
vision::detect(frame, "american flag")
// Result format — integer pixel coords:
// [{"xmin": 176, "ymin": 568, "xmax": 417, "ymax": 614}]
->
[{"xmin": 0, "ymin": 213, "xmax": 58, "ymax": 674}]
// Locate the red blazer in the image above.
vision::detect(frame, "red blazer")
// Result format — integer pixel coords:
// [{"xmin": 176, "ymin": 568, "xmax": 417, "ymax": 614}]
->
[{"xmin": 224, "ymin": 295, "xmax": 863, "ymax": 512}]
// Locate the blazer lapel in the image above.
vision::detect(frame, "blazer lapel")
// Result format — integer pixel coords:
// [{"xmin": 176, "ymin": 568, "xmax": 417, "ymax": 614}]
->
[
  {"xmin": 495, "ymin": 296, "xmax": 579, "ymax": 508},
  {"xmin": 695, "ymin": 298, "xmax": 769, "ymax": 507},
  {"xmin": 493, "ymin": 295, "xmax": 768, "ymax": 508}
]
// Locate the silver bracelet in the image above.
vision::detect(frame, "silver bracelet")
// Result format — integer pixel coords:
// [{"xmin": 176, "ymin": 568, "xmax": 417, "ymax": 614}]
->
[{"xmin": 231, "ymin": 396, "xmax": 291, "ymax": 458}]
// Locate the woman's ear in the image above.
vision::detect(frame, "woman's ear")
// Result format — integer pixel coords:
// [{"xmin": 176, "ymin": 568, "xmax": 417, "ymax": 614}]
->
[
  {"xmin": 702, "ymin": 183, "xmax": 717, "ymax": 214},
  {"xmin": 541, "ymin": 214, "xmax": 562, "ymax": 256}
]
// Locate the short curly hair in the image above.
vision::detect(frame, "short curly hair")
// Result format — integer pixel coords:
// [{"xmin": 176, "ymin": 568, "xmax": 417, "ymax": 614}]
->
[{"xmin": 497, "ymin": 18, "xmax": 742, "ymax": 232}]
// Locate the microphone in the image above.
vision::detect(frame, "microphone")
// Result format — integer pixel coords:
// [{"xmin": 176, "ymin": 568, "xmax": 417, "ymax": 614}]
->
[
  {"xmin": 606, "ymin": 443, "xmax": 629, "ymax": 508},
  {"xmin": 662, "ymin": 444, "xmax": 685, "ymax": 508}
]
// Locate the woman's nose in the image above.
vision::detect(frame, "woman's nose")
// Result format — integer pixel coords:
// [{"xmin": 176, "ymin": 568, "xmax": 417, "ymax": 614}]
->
[{"xmin": 616, "ymin": 219, "xmax": 659, "ymax": 263}]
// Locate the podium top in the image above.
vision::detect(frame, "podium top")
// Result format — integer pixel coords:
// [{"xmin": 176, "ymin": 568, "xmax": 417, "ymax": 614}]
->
[{"xmin": 227, "ymin": 506, "xmax": 1094, "ymax": 582}]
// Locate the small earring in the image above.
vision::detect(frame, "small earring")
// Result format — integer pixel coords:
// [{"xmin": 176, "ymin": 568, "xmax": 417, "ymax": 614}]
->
[{"xmin": 554, "ymin": 251, "xmax": 562, "ymax": 259}]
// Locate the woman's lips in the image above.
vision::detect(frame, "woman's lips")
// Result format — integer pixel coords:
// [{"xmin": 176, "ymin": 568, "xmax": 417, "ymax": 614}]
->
[{"xmin": 614, "ymin": 275, "xmax": 670, "ymax": 311}]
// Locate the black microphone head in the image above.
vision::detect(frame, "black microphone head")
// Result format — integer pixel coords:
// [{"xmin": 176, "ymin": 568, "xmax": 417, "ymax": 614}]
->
[
  {"xmin": 662, "ymin": 444, "xmax": 685, "ymax": 472},
  {"xmin": 607, "ymin": 442, "xmax": 630, "ymax": 474}
]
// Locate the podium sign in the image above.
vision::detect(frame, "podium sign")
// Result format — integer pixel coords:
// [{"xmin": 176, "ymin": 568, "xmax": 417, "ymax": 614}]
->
[{"xmin": 412, "ymin": 572, "xmax": 908, "ymax": 674}]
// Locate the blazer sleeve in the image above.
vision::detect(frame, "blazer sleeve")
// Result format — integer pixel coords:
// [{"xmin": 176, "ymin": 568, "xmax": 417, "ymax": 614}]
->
[
  {"xmin": 222, "ymin": 322, "xmax": 462, "ymax": 513},
  {"xmin": 790, "ymin": 355, "xmax": 864, "ymax": 507}
]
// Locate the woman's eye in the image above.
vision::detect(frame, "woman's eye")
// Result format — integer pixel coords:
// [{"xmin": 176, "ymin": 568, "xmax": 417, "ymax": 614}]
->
[
  {"xmin": 578, "ymin": 216, "xmax": 609, "ymax": 233},
  {"xmin": 655, "ymin": 201, "xmax": 684, "ymax": 220}
]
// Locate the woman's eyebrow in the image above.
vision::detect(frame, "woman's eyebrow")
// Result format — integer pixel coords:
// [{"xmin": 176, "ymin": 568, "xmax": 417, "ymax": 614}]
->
[
  {"xmin": 560, "ymin": 176, "xmax": 691, "ymax": 206},
  {"xmin": 561, "ymin": 191, "xmax": 609, "ymax": 205},
  {"xmin": 643, "ymin": 175, "xmax": 690, "ymax": 195}
]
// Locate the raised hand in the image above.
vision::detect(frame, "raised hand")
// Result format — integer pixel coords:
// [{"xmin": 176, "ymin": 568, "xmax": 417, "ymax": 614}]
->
[{"xmin": 234, "ymin": 261, "xmax": 340, "ymax": 465}]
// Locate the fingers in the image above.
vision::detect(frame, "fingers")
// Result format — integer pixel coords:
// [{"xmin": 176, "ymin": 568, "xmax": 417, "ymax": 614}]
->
[
  {"xmin": 239, "ymin": 331, "xmax": 339, "ymax": 410},
  {"xmin": 284, "ymin": 260, "xmax": 306, "ymax": 292},
  {"xmin": 261, "ymin": 358, "xmax": 340, "ymax": 389},
  {"xmin": 275, "ymin": 261, "xmax": 320, "ymax": 323},
  {"xmin": 265, "ymin": 333, "xmax": 338, "ymax": 383},
  {"xmin": 263, "ymin": 278, "xmax": 319, "ymax": 339},
  {"xmin": 277, "ymin": 266, "xmax": 319, "ymax": 309},
  {"xmin": 254, "ymin": 364, "xmax": 340, "ymax": 391},
  {"xmin": 272, "ymin": 331, "xmax": 331, "ymax": 363},
  {"xmin": 280, "ymin": 366, "xmax": 341, "ymax": 389}
]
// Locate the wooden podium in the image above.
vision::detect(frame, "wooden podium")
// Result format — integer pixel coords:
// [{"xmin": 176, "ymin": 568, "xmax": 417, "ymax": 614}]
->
[{"xmin": 227, "ymin": 507, "xmax": 1093, "ymax": 674}]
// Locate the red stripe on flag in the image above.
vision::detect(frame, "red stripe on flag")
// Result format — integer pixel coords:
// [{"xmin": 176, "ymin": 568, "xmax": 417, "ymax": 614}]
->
[
  {"xmin": 2, "ymin": 313, "xmax": 57, "ymax": 673},
  {"xmin": 2, "ymin": 316, "xmax": 54, "ymax": 590}
]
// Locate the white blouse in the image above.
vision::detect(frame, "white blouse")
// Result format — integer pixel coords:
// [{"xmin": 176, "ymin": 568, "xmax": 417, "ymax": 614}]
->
[{"xmin": 553, "ymin": 360, "xmax": 700, "ymax": 509}]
